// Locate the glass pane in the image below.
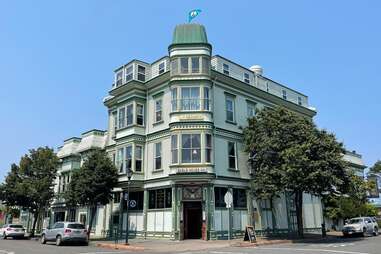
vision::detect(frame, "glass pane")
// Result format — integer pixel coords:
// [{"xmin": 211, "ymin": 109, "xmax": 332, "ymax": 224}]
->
[
  {"xmin": 191, "ymin": 87, "xmax": 200, "ymax": 98},
  {"xmin": 191, "ymin": 57, "xmax": 199, "ymax": 73},
  {"xmin": 226, "ymin": 99, "xmax": 233, "ymax": 111},
  {"xmin": 149, "ymin": 190, "xmax": 156, "ymax": 209},
  {"xmin": 181, "ymin": 87, "xmax": 190, "ymax": 98},
  {"xmin": 182, "ymin": 149, "xmax": 191, "ymax": 163},
  {"xmin": 228, "ymin": 142, "xmax": 235, "ymax": 156},
  {"xmin": 165, "ymin": 188, "xmax": 172, "ymax": 208},
  {"xmin": 155, "ymin": 143, "xmax": 161, "ymax": 156},
  {"xmin": 171, "ymin": 59, "xmax": 178, "ymax": 75},
  {"xmin": 182, "ymin": 134, "xmax": 191, "ymax": 148},
  {"xmin": 126, "ymin": 146, "xmax": 132, "ymax": 159},
  {"xmin": 227, "ymin": 111, "xmax": 234, "ymax": 122},
  {"xmin": 138, "ymin": 65, "xmax": 145, "ymax": 73},
  {"xmin": 180, "ymin": 57, "xmax": 188, "ymax": 73},
  {"xmin": 192, "ymin": 149, "xmax": 201, "ymax": 162},
  {"xmin": 192, "ymin": 134, "xmax": 200, "ymax": 148},
  {"xmin": 229, "ymin": 157, "xmax": 236, "ymax": 169},
  {"xmin": 155, "ymin": 157, "xmax": 161, "ymax": 170},
  {"xmin": 135, "ymin": 146, "xmax": 142, "ymax": 159},
  {"xmin": 206, "ymin": 134, "xmax": 212, "ymax": 148},
  {"xmin": 156, "ymin": 189, "xmax": 165, "ymax": 208},
  {"xmin": 202, "ymin": 57, "xmax": 210, "ymax": 74}
]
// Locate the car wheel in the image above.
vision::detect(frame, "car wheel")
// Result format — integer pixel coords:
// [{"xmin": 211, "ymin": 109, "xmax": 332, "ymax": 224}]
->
[
  {"xmin": 362, "ymin": 227, "xmax": 367, "ymax": 237},
  {"xmin": 2, "ymin": 232, "xmax": 7, "ymax": 239},
  {"xmin": 56, "ymin": 235, "xmax": 62, "ymax": 246},
  {"xmin": 41, "ymin": 234, "xmax": 46, "ymax": 244},
  {"xmin": 374, "ymin": 227, "xmax": 379, "ymax": 236}
]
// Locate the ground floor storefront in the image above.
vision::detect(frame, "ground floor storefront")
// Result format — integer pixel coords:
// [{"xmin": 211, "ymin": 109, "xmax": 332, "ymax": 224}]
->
[{"xmin": 47, "ymin": 177, "xmax": 323, "ymax": 240}]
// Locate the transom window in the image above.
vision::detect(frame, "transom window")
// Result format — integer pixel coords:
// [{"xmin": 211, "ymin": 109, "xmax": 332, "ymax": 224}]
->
[
  {"xmin": 228, "ymin": 141, "xmax": 237, "ymax": 170},
  {"xmin": 181, "ymin": 134, "xmax": 201, "ymax": 163}
]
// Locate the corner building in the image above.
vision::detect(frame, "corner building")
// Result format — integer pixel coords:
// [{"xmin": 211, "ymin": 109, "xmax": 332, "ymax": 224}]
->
[{"xmin": 54, "ymin": 24, "xmax": 323, "ymax": 240}]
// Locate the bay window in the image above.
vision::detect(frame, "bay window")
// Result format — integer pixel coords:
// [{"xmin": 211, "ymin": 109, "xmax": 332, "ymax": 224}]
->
[
  {"xmin": 205, "ymin": 134, "xmax": 212, "ymax": 163},
  {"xmin": 181, "ymin": 134, "xmax": 201, "ymax": 163},
  {"xmin": 118, "ymin": 108, "xmax": 125, "ymax": 129},
  {"xmin": 136, "ymin": 104, "xmax": 144, "ymax": 126},
  {"xmin": 181, "ymin": 87, "xmax": 200, "ymax": 110},
  {"xmin": 171, "ymin": 88, "xmax": 177, "ymax": 111},
  {"xmin": 125, "ymin": 145, "xmax": 132, "ymax": 172},
  {"xmin": 135, "ymin": 145, "xmax": 142, "ymax": 172},
  {"xmin": 171, "ymin": 135, "xmax": 178, "ymax": 163},
  {"xmin": 126, "ymin": 104, "xmax": 133, "ymax": 126},
  {"xmin": 117, "ymin": 148, "xmax": 124, "ymax": 173},
  {"xmin": 180, "ymin": 57, "xmax": 188, "ymax": 73},
  {"xmin": 203, "ymin": 87, "xmax": 210, "ymax": 110},
  {"xmin": 191, "ymin": 57, "xmax": 199, "ymax": 73}
]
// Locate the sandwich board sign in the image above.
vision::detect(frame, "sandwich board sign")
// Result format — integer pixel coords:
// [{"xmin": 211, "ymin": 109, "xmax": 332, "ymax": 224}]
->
[{"xmin": 244, "ymin": 225, "xmax": 256, "ymax": 243}]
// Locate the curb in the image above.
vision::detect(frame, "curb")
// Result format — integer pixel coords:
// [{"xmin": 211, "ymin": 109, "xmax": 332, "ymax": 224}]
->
[
  {"xmin": 231, "ymin": 239, "xmax": 292, "ymax": 247},
  {"xmin": 96, "ymin": 243, "xmax": 144, "ymax": 251}
]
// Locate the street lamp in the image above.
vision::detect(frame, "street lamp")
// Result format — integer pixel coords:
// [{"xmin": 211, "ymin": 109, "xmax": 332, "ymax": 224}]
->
[{"xmin": 125, "ymin": 168, "xmax": 133, "ymax": 245}]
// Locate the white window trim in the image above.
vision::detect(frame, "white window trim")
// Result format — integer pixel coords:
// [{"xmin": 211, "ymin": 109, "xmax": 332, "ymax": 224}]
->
[
  {"xmin": 154, "ymin": 98, "xmax": 163, "ymax": 123},
  {"xmin": 225, "ymin": 95, "xmax": 235, "ymax": 123},
  {"xmin": 228, "ymin": 141, "xmax": 238, "ymax": 170},
  {"xmin": 154, "ymin": 142, "xmax": 162, "ymax": 170},
  {"xmin": 126, "ymin": 103, "xmax": 134, "ymax": 127},
  {"xmin": 136, "ymin": 103, "xmax": 144, "ymax": 126}
]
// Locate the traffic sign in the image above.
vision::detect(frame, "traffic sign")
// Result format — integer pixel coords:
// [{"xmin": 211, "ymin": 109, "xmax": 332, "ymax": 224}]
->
[
  {"xmin": 129, "ymin": 200, "xmax": 136, "ymax": 208},
  {"xmin": 224, "ymin": 191, "xmax": 233, "ymax": 208}
]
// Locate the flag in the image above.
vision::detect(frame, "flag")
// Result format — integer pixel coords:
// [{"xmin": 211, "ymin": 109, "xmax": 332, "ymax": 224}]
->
[{"xmin": 188, "ymin": 9, "xmax": 202, "ymax": 23}]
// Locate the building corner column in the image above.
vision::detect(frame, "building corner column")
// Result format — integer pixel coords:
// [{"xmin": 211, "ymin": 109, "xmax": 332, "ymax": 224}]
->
[{"xmin": 143, "ymin": 189, "xmax": 148, "ymax": 239}]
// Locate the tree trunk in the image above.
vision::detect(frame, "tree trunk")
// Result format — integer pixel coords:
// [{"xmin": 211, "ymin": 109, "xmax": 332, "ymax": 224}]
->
[
  {"xmin": 87, "ymin": 206, "xmax": 97, "ymax": 240},
  {"xmin": 295, "ymin": 190, "xmax": 304, "ymax": 238},
  {"xmin": 30, "ymin": 211, "xmax": 39, "ymax": 238}
]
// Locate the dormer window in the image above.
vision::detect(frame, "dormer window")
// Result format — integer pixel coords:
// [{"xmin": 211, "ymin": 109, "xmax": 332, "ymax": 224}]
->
[
  {"xmin": 298, "ymin": 96, "xmax": 302, "ymax": 106},
  {"xmin": 244, "ymin": 73, "xmax": 250, "ymax": 84},
  {"xmin": 223, "ymin": 63, "xmax": 229, "ymax": 75},
  {"xmin": 116, "ymin": 71, "xmax": 123, "ymax": 87},
  {"xmin": 282, "ymin": 90, "xmax": 287, "ymax": 100},
  {"xmin": 159, "ymin": 62, "xmax": 165, "ymax": 74},
  {"xmin": 125, "ymin": 65, "xmax": 133, "ymax": 82},
  {"xmin": 137, "ymin": 65, "xmax": 146, "ymax": 82}
]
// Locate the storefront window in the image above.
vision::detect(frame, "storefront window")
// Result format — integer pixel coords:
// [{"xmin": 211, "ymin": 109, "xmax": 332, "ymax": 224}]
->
[{"xmin": 148, "ymin": 188, "xmax": 172, "ymax": 209}]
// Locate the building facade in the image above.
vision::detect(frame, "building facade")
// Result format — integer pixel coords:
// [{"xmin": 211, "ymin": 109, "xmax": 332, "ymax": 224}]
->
[{"xmin": 51, "ymin": 24, "xmax": 324, "ymax": 240}]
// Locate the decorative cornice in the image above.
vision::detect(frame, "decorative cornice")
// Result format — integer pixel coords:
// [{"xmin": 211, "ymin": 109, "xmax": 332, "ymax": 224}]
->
[{"xmin": 214, "ymin": 127, "xmax": 243, "ymax": 141}]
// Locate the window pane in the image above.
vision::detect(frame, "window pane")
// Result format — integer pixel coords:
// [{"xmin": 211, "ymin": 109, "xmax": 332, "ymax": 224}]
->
[
  {"xmin": 125, "ymin": 66, "xmax": 133, "ymax": 82},
  {"xmin": 149, "ymin": 190, "xmax": 156, "ymax": 209},
  {"xmin": 156, "ymin": 189, "xmax": 165, "ymax": 208},
  {"xmin": 138, "ymin": 65, "xmax": 145, "ymax": 82},
  {"xmin": 192, "ymin": 149, "xmax": 201, "ymax": 162},
  {"xmin": 203, "ymin": 87, "xmax": 209, "ymax": 110},
  {"xmin": 118, "ymin": 108, "xmax": 125, "ymax": 129},
  {"xmin": 228, "ymin": 142, "xmax": 235, "ymax": 156},
  {"xmin": 127, "ymin": 104, "xmax": 133, "ymax": 125},
  {"xmin": 165, "ymin": 188, "xmax": 172, "ymax": 208},
  {"xmin": 182, "ymin": 134, "xmax": 191, "ymax": 148},
  {"xmin": 180, "ymin": 57, "xmax": 188, "ymax": 73},
  {"xmin": 155, "ymin": 142, "xmax": 161, "ymax": 169},
  {"xmin": 233, "ymin": 189, "xmax": 247, "ymax": 208},
  {"xmin": 126, "ymin": 146, "xmax": 132, "ymax": 170},
  {"xmin": 205, "ymin": 134, "xmax": 212, "ymax": 163},
  {"xmin": 171, "ymin": 88, "xmax": 177, "ymax": 111},
  {"xmin": 136, "ymin": 104, "xmax": 144, "ymax": 126},
  {"xmin": 191, "ymin": 57, "xmax": 199, "ymax": 73},
  {"xmin": 159, "ymin": 62, "xmax": 165, "ymax": 74},
  {"xmin": 171, "ymin": 59, "xmax": 178, "ymax": 75},
  {"xmin": 155, "ymin": 99, "xmax": 162, "ymax": 122},
  {"xmin": 182, "ymin": 149, "xmax": 191, "ymax": 163},
  {"xmin": 171, "ymin": 135, "xmax": 178, "ymax": 163},
  {"xmin": 192, "ymin": 134, "xmax": 200, "ymax": 148},
  {"xmin": 214, "ymin": 187, "xmax": 228, "ymax": 208},
  {"xmin": 223, "ymin": 63, "xmax": 229, "ymax": 75},
  {"xmin": 202, "ymin": 57, "xmax": 210, "ymax": 74}
]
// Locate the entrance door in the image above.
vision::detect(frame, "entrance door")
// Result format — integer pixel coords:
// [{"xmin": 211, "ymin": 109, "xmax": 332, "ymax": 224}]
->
[{"xmin": 184, "ymin": 202, "xmax": 202, "ymax": 239}]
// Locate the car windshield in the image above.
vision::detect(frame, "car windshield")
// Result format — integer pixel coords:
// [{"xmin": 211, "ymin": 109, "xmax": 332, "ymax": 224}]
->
[
  {"xmin": 349, "ymin": 218, "xmax": 363, "ymax": 224},
  {"xmin": 67, "ymin": 223, "xmax": 85, "ymax": 229},
  {"xmin": 9, "ymin": 225, "xmax": 23, "ymax": 228}
]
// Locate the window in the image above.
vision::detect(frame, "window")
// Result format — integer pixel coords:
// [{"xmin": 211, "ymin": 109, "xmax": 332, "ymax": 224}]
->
[
  {"xmin": 125, "ymin": 65, "xmax": 133, "ymax": 82},
  {"xmin": 116, "ymin": 71, "xmax": 123, "ymax": 87},
  {"xmin": 191, "ymin": 57, "xmax": 199, "ymax": 73},
  {"xmin": 181, "ymin": 134, "xmax": 201, "ymax": 163},
  {"xmin": 202, "ymin": 57, "xmax": 210, "ymax": 74},
  {"xmin": 214, "ymin": 187, "xmax": 228, "ymax": 208},
  {"xmin": 112, "ymin": 111, "xmax": 117, "ymax": 134},
  {"xmin": 159, "ymin": 62, "xmax": 165, "ymax": 74},
  {"xmin": 233, "ymin": 189, "xmax": 247, "ymax": 208},
  {"xmin": 135, "ymin": 145, "xmax": 143, "ymax": 172},
  {"xmin": 225, "ymin": 96, "xmax": 235, "ymax": 122},
  {"xmin": 171, "ymin": 135, "xmax": 178, "ymax": 163},
  {"xmin": 125, "ymin": 145, "xmax": 132, "ymax": 172},
  {"xmin": 205, "ymin": 134, "xmax": 212, "ymax": 163},
  {"xmin": 154, "ymin": 142, "xmax": 162, "ymax": 170},
  {"xmin": 228, "ymin": 142, "xmax": 237, "ymax": 170},
  {"xmin": 203, "ymin": 87, "xmax": 210, "ymax": 110},
  {"xmin": 148, "ymin": 188, "xmax": 172, "ymax": 209},
  {"xmin": 155, "ymin": 99, "xmax": 162, "ymax": 122},
  {"xmin": 244, "ymin": 73, "xmax": 250, "ymax": 84},
  {"xmin": 181, "ymin": 87, "xmax": 200, "ymax": 110},
  {"xmin": 117, "ymin": 148, "xmax": 124, "ymax": 173},
  {"xmin": 266, "ymin": 82, "xmax": 269, "ymax": 92},
  {"xmin": 180, "ymin": 57, "xmax": 189, "ymax": 73},
  {"xmin": 247, "ymin": 102, "xmax": 256, "ymax": 118},
  {"xmin": 171, "ymin": 59, "xmax": 178, "ymax": 75},
  {"xmin": 282, "ymin": 90, "xmax": 287, "ymax": 100},
  {"xmin": 136, "ymin": 104, "xmax": 144, "ymax": 126},
  {"xmin": 137, "ymin": 65, "xmax": 146, "ymax": 82},
  {"xmin": 298, "ymin": 97, "xmax": 302, "ymax": 106},
  {"xmin": 171, "ymin": 88, "xmax": 178, "ymax": 111},
  {"xmin": 126, "ymin": 104, "xmax": 133, "ymax": 126},
  {"xmin": 113, "ymin": 192, "xmax": 121, "ymax": 203},
  {"xmin": 124, "ymin": 191, "xmax": 144, "ymax": 210},
  {"xmin": 223, "ymin": 63, "xmax": 229, "ymax": 75},
  {"xmin": 118, "ymin": 107, "xmax": 125, "ymax": 129}
]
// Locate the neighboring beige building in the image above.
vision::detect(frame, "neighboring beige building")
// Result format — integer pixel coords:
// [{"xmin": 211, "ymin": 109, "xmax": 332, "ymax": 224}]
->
[{"xmin": 51, "ymin": 23, "xmax": 324, "ymax": 240}]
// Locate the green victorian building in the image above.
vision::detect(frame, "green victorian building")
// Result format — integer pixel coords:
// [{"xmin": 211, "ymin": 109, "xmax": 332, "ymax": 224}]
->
[{"xmin": 51, "ymin": 24, "xmax": 324, "ymax": 240}]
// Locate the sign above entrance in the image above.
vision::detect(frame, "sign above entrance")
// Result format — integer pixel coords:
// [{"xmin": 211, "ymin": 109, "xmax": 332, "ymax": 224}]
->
[
  {"xmin": 224, "ymin": 191, "xmax": 233, "ymax": 208},
  {"xmin": 183, "ymin": 186, "xmax": 203, "ymax": 200}
]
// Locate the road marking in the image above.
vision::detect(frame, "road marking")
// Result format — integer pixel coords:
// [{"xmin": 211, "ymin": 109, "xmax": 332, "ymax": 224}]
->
[
  {"xmin": 0, "ymin": 251, "xmax": 14, "ymax": 254},
  {"xmin": 210, "ymin": 252, "xmax": 245, "ymax": 254},
  {"xmin": 258, "ymin": 247, "xmax": 370, "ymax": 254}
]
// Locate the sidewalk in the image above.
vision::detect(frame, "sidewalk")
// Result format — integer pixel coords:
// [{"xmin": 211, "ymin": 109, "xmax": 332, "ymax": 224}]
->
[{"xmin": 94, "ymin": 233, "xmax": 341, "ymax": 252}]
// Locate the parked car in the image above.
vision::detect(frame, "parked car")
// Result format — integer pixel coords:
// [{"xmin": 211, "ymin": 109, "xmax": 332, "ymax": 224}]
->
[
  {"xmin": 342, "ymin": 217, "xmax": 379, "ymax": 237},
  {"xmin": 41, "ymin": 222, "xmax": 88, "ymax": 246},
  {"xmin": 0, "ymin": 224, "xmax": 25, "ymax": 239}
]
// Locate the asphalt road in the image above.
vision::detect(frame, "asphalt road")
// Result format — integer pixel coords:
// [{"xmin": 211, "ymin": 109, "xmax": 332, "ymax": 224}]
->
[{"xmin": 0, "ymin": 235, "xmax": 380, "ymax": 254}]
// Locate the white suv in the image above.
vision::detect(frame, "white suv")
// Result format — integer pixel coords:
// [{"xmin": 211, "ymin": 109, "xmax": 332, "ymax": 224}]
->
[{"xmin": 342, "ymin": 217, "xmax": 379, "ymax": 237}]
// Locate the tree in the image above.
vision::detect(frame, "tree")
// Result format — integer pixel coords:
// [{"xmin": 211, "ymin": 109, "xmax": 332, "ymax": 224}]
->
[
  {"xmin": 369, "ymin": 160, "xmax": 381, "ymax": 174},
  {"xmin": 64, "ymin": 149, "xmax": 118, "ymax": 239},
  {"xmin": 243, "ymin": 107, "xmax": 348, "ymax": 238},
  {"xmin": 0, "ymin": 147, "xmax": 59, "ymax": 236}
]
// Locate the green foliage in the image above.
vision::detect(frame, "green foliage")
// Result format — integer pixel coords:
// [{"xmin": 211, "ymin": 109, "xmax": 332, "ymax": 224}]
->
[
  {"xmin": 243, "ymin": 107, "xmax": 348, "ymax": 237},
  {"xmin": 64, "ymin": 149, "xmax": 118, "ymax": 238},
  {"xmin": 369, "ymin": 160, "xmax": 381, "ymax": 174},
  {"xmin": 0, "ymin": 147, "xmax": 59, "ymax": 235}
]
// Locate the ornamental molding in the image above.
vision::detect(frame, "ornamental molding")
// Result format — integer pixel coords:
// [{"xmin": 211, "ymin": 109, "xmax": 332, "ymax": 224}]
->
[
  {"xmin": 169, "ymin": 121, "xmax": 214, "ymax": 131},
  {"xmin": 114, "ymin": 134, "xmax": 146, "ymax": 145},
  {"xmin": 214, "ymin": 127, "xmax": 243, "ymax": 141}
]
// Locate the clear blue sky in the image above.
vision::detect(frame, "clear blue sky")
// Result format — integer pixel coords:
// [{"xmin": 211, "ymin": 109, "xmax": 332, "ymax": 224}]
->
[{"xmin": 1, "ymin": 0, "xmax": 380, "ymax": 180}]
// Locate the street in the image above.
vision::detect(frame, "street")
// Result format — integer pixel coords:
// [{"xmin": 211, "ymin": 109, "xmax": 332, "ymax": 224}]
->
[{"xmin": 0, "ymin": 236, "xmax": 380, "ymax": 254}]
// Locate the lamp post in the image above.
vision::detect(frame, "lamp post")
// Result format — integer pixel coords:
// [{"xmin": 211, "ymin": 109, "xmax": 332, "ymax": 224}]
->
[{"xmin": 125, "ymin": 168, "xmax": 133, "ymax": 245}]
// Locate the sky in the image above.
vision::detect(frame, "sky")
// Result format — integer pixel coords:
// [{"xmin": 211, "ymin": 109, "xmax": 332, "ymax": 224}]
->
[{"xmin": 0, "ymin": 0, "xmax": 380, "ymax": 181}]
